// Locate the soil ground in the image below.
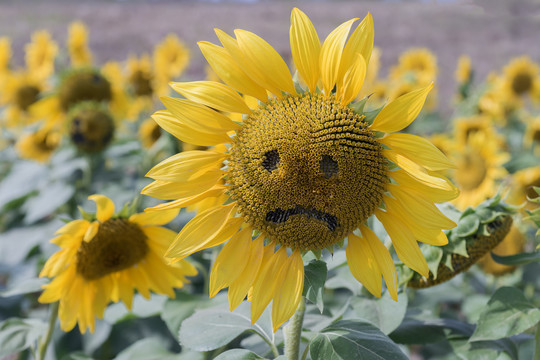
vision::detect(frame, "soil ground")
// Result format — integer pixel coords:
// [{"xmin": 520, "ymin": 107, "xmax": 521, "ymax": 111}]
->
[{"xmin": 2, "ymin": 0, "xmax": 540, "ymax": 114}]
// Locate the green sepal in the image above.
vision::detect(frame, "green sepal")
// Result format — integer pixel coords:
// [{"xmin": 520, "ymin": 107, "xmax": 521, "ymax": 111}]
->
[
  {"xmin": 349, "ymin": 96, "xmax": 369, "ymax": 115},
  {"xmin": 362, "ymin": 104, "xmax": 384, "ymax": 126},
  {"xmin": 78, "ymin": 206, "xmax": 96, "ymax": 222},
  {"xmin": 311, "ymin": 249, "xmax": 322, "ymax": 260}
]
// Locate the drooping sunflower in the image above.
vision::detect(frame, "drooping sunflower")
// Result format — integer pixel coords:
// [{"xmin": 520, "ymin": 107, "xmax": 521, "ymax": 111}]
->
[
  {"xmin": 67, "ymin": 21, "xmax": 93, "ymax": 67},
  {"xmin": 142, "ymin": 8, "xmax": 458, "ymax": 332},
  {"xmin": 477, "ymin": 224, "xmax": 524, "ymax": 276},
  {"xmin": 39, "ymin": 195, "xmax": 197, "ymax": 333},
  {"xmin": 24, "ymin": 30, "xmax": 58, "ymax": 82},
  {"xmin": 452, "ymin": 131, "xmax": 509, "ymax": 210},
  {"xmin": 500, "ymin": 56, "xmax": 540, "ymax": 101}
]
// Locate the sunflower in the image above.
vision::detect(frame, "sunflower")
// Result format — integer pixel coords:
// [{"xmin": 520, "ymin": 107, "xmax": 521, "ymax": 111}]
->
[
  {"xmin": 454, "ymin": 115, "xmax": 503, "ymax": 149},
  {"xmin": 139, "ymin": 117, "xmax": 162, "ymax": 149},
  {"xmin": 67, "ymin": 101, "xmax": 115, "ymax": 153},
  {"xmin": 390, "ymin": 48, "xmax": 438, "ymax": 85},
  {"xmin": 38, "ymin": 195, "xmax": 197, "ymax": 333},
  {"xmin": 455, "ymin": 55, "xmax": 472, "ymax": 84},
  {"xmin": 524, "ymin": 116, "xmax": 540, "ymax": 154},
  {"xmin": 477, "ymin": 224, "xmax": 524, "ymax": 276},
  {"xmin": 452, "ymin": 132, "xmax": 509, "ymax": 210},
  {"xmin": 142, "ymin": 8, "xmax": 458, "ymax": 332},
  {"xmin": 153, "ymin": 34, "xmax": 190, "ymax": 95},
  {"xmin": 124, "ymin": 54, "xmax": 156, "ymax": 120},
  {"xmin": 15, "ymin": 125, "xmax": 60, "ymax": 162},
  {"xmin": 24, "ymin": 30, "xmax": 58, "ymax": 81},
  {"xmin": 67, "ymin": 21, "xmax": 93, "ymax": 67},
  {"xmin": 0, "ymin": 36, "xmax": 11, "ymax": 76},
  {"xmin": 0, "ymin": 70, "xmax": 46, "ymax": 128},
  {"xmin": 508, "ymin": 166, "xmax": 540, "ymax": 210},
  {"xmin": 501, "ymin": 56, "xmax": 539, "ymax": 101}
]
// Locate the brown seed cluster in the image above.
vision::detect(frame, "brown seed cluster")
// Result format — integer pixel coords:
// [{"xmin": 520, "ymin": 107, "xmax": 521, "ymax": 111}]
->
[
  {"xmin": 76, "ymin": 218, "xmax": 149, "ymax": 280},
  {"xmin": 511, "ymin": 72, "xmax": 533, "ymax": 95},
  {"xmin": 59, "ymin": 70, "xmax": 112, "ymax": 111},
  {"xmin": 15, "ymin": 85, "xmax": 40, "ymax": 111},
  {"xmin": 129, "ymin": 70, "xmax": 153, "ymax": 97},
  {"xmin": 408, "ymin": 215, "xmax": 512, "ymax": 288},
  {"xmin": 228, "ymin": 93, "xmax": 388, "ymax": 251}
]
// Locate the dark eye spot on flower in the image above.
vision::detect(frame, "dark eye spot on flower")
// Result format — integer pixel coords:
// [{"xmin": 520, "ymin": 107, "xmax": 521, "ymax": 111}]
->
[
  {"xmin": 262, "ymin": 150, "xmax": 280, "ymax": 172},
  {"xmin": 320, "ymin": 155, "xmax": 338, "ymax": 179}
]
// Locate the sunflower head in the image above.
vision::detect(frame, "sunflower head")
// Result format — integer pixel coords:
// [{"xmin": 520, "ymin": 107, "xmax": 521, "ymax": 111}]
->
[
  {"xmin": 139, "ymin": 117, "xmax": 162, "ymax": 148},
  {"xmin": 509, "ymin": 166, "xmax": 540, "ymax": 210},
  {"xmin": 58, "ymin": 68, "xmax": 112, "ymax": 111},
  {"xmin": 39, "ymin": 195, "xmax": 197, "ymax": 333},
  {"xmin": 502, "ymin": 56, "xmax": 539, "ymax": 98},
  {"xmin": 68, "ymin": 101, "xmax": 115, "ymax": 153},
  {"xmin": 127, "ymin": 54, "xmax": 154, "ymax": 97},
  {"xmin": 16, "ymin": 126, "xmax": 60, "ymax": 162}
]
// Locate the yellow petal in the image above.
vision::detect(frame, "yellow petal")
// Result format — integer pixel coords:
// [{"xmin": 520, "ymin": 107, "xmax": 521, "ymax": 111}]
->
[
  {"xmin": 83, "ymin": 221, "xmax": 99, "ymax": 243},
  {"xmin": 290, "ymin": 8, "xmax": 320, "ymax": 93},
  {"xmin": 88, "ymin": 194, "xmax": 114, "ymax": 222},
  {"xmin": 165, "ymin": 204, "xmax": 238, "ymax": 260},
  {"xmin": 339, "ymin": 13, "xmax": 374, "ymax": 74},
  {"xmin": 376, "ymin": 210, "xmax": 429, "ymax": 277},
  {"xmin": 234, "ymin": 29, "xmax": 297, "ymax": 96},
  {"xmin": 390, "ymin": 170, "xmax": 459, "ymax": 203},
  {"xmin": 55, "ymin": 219, "xmax": 89, "ymax": 236},
  {"xmin": 371, "ymin": 83, "xmax": 433, "ymax": 133},
  {"xmin": 360, "ymin": 225, "xmax": 398, "ymax": 301},
  {"xmin": 152, "ymin": 110, "xmax": 231, "ymax": 146},
  {"xmin": 388, "ymin": 184, "xmax": 456, "ymax": 230},
  {"xmin": 271, "ymin": 250, "xmax": 304, "ymax": 332},
  {"xmin": 385, "ymin": 152, "xmax": 458, "ymax": 196},
  {"xmin": 209, "ymin": 227, "xmax": 253, "ymax": 297},
  {"xmin": 161, "ymin": 97, "xmax": 240, "ymax": 134},
  {"xmin": 170, "ymin": 81, "xmax": 251, "ymax": 114},
  {"xmin": 346, "ymin": 233, "xmax": 382, "ymax": 297},
  {"xmin": 228, "ymin": 235, "xmax": 264, "ymax": 311},
  {"xmin": 198, "ymin": 41, "xmax": 268, "ymax": 102},
  {"xmin": 129, "ymin": 208, "xmax": 179, "ymax": 226},
  {"xmin": 146, "ymin": 150, "xmax": 227, "ymax": 182},
  {"xmin": 251, "ymin": 246, "xmax": 286, "ymax": 324},
  {"xmin": 380, "ymin": 134, "xmax": 454, "ymax": 171},
  {"xmin": 141, "ymin": 173, "xmax": 223, "ymax": 200},
  {"xmin": 338, "ymin": 53, "xmax": 366, "ymax": 106},
  {"xmin": 144, "ymin": 185, "xmax": 227, "ymax": 212},
  {"xmin": 319, "ymin": 18, "xmax": 357, "ymax": 94}
]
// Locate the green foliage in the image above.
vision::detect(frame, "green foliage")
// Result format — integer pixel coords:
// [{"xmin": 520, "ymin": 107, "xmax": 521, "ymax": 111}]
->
[
  {"xmin": 0, "ymin": 318, "xmax": 48, "ymax": 357},
  {"xmin": 302, "ymin": 260, "xmax": 327, "ymax": 313}
]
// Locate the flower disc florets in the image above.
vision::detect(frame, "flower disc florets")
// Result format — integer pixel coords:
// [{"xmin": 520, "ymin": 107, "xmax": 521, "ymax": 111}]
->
[
  {"xmin": 68, "ymin": 102, "xmax": 115, "ymax": 153},
  {"xmin": 59, "ymin": 69, "xmax": 112, "ymax": 111},
  {"xmin": 15, "ymin": 85, "xmax": 40, "ymax": 111},
  {"xmin": 228, "ymin": 93, "xmax": 388, "ymax": 251}
]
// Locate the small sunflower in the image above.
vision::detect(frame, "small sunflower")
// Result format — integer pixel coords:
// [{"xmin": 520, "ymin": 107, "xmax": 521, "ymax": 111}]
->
[
  {"xmin": 142, "ymin": 9, "xmax": 458, "ymax": 332},
  {"xmin": 15, "ymin": 125, "xmax": 60, "ymax": 162},
  {"xmin": 455, "ymin": 55, "xmax": 472, "ymax": 84},
  {"xmin": 24, "ymin": 30, "xmax": 58, "ymax": 81},
  {"xmin": 454, "ymin": 115, "xmax": 503, "ymax": 148},
  {"xmin": 0, "ymin": 70, "xmax": 45, "ymax": 127},
  {"xmin": 67, "ymin": 101, "xmax": 115, "ymax": 153},
  {"xmin": 508, "ymin": 166, "xmax": 540, "ymax": 210},
  {"xmin": 452, "ymin": 132, "xmax": 509, "ymax": 210},
  {"xmin": 501, "ymin": 56, "xmax": 539, "ymax": 101},
  {"xmin": 153, "ymin": 34, "xmax": 190, "ymax": 94},
  {"xmin": 38, "ymin": 195, "xmax": 197, "ymax": 333},
  {"xmin": 390, "ymin": 48, "xmax": 438, "ymax": 85},
  {"xmin": 124, "ymin": 54, "xmax": 155, "ymax": 119},
  {"xmin": 67, "ymin": 21, "xmax": 93, "ymax": 67},
  {"xmin": 477, "ymin": 224, "xmax": 524, "ymax": 276}
]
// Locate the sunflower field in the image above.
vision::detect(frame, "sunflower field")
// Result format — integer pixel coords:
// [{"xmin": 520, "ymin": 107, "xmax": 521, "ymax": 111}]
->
[{"xmin": 1, "ymin": 2, "xmax": 539, "ymax": 360}]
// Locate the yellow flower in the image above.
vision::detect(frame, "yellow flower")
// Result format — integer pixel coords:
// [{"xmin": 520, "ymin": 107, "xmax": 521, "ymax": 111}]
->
[
  {"xmin": 25, "ymin": 30, "xmax": 58, "ymax": 81},
  {"xmin": 139, "ymin": 117, "xmax": 162, "ymax": 149},
  {"xmin": 0, "ymin": 36, "xmax": 11, "ymax": 76},
  {"xmin": 452, "ymin": 132, "xmax": 509, "ymax": 210},
  {"xmin": 455, "ymin": 55, "xmax": 472, "ymax": 84},
  {"xmin": 67, "ymin": 101, "xmax": 115, "ymax": 153},
  {"xmin": 390, "ymin": 48, "xmax": 438, "ymax": 85},
  {"xmin": 67, "ymin": 21, "xmax": 93, "ymax": 67},
  {"xmin": 0, "ymin": 70, "xmax": 45, "ymax": 127},
  {"xmin": 15, "ymin": 126, "xmax": 60, "ymax": 162},
  {"xmin": 142, "ymin": 8, "xmax": 458, "ymax": 332},
  {"xmin": 524, "ymin": 116, "xmax": 540, "ymax": 154},
  {"xmin": 454, "ymin": 115, "xmax": 503, "ymax": 149},
  {"xmin": 508, "ymin": 166, "xmax": 540, "ymax": 210},
  {"xmin": 501, "ymin": 56, "xmax": 539, "ymax": 101},
  {"xmin": 477, "ymin": 225, "xmax": 524, "ymax": 276},
  {"xmin": 39, "ymin": 195, "xmax": 197, "ymax": 333},
  {"xmin": 153, "ymin": 34, "xmax": 190, "ymax": 94}
]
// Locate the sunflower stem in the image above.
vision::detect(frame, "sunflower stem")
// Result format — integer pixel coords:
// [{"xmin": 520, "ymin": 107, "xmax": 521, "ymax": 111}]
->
[
  {"xmin": 37, "ymin": 301, "xmax": 59, "ymax": 360},
  {"xmin": 534, "ymin": 321, "xmax": 540, "ymax": 360},
  {"xmin": 284, "ymin": 297, "xmax": 306, "ymax": 360}
]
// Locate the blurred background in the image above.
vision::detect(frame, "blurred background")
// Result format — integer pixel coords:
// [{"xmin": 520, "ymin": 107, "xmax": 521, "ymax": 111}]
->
[{"xmin": 2, "ymin": 0, "xmax": 540, "ymax": 116}]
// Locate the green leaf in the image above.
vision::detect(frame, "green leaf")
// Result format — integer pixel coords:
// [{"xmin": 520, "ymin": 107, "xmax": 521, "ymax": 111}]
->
[
  {"xmin": 0, "ymin": 277, "xmax": 47, "ymax": 298},
  {"xmin": 303, "ymin": 260, "xmax": 327, "ymax": 313},
  {"xmin": 389, "ymin": 318, "xmax": 474, "ymax": 345},
  {"xmin": 61, "ymin": 353, "xmax": 95, "ymax": 360},
  {"xmin": 421, "ymin": 246, "xmax": 444, "ymax": 279},
  {"xmin": 456, "ymin": 213, "xmax": 481, "ymax": 237},
  {"xmin": 490, "ymin": 252, "xmax": 540, "ymax": 266},
  {"xmin": 179, "ymin": 302, "xmax": 272, "ymax": 352},
  {"xmin": 0, "ymin": 318, "xmax": 48, "ymax": 357},
  {"xmin": 104, "ymin": 294, "xmax": 167, "ymax": 324},
  {"xmin": 22, "ymin": 181, "xmax": 75, "ymax": 224},
  {"xmin": 114, "ymin": 337, "xmax": 202, "ymax": 360},
  {"xmin": 450, "ymin": 338, "xmax": 519, "ymax": 360},
  {"xmin": 470, "ymin": 287, "xmax": 540, "ymax": 341},
  {"xmin": 348, "ymin": 291, "xmax": 408, "ymax": 335},
  {"xmin": 310, "ymin": 320, "xmax": 407, "ymax": 360},
  {"xmin": 213, "ymin": 349, "xmax": 267, "ymax": 360}
]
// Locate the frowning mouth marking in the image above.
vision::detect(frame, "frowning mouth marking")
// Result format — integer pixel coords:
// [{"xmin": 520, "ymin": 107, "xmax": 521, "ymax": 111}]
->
[{"xmin": 265, "ymin": 206, "xmax": 338, "ymax": 231}]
